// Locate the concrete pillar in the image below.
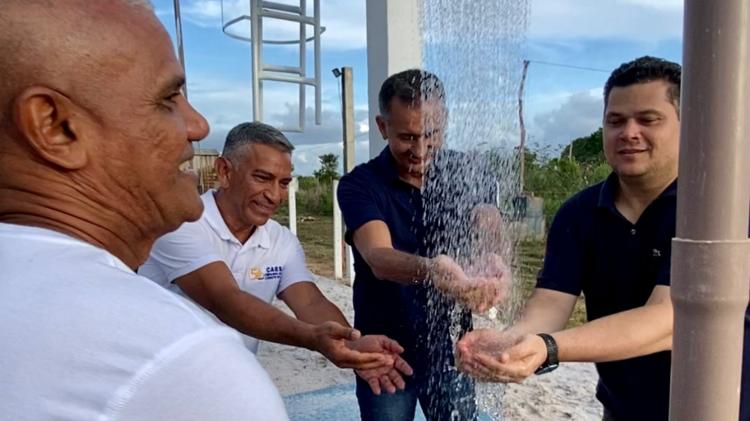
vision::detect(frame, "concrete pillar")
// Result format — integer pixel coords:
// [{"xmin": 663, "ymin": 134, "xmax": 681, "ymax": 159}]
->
[
  {"xmin": 287, "ymin": 177, "xmax": 298, "ymax": 235},
  {"xmin": 365, "ymin": 0, "xmax": 422, "ymax": 158},
  {"xmin": 333, "ymin": 180, "xmax": 343, "ymax": 280}
]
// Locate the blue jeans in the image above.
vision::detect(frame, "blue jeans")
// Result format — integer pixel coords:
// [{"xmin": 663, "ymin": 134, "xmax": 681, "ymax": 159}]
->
[{"xmin": 355, "ymin": 365, "xmax": 477, "ymax": 421}]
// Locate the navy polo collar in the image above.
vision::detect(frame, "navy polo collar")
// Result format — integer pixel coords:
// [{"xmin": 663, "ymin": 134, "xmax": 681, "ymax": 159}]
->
[
  {"xmin": 374, "ymin": 146, "xmax": 404, "ymax": 185},
  {"xmin": 597, "ymin": 172, "xmax": 677, "ymax": 212}
]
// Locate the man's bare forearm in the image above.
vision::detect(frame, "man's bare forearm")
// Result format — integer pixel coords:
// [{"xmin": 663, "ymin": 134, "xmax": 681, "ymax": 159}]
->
[
  {"xmin": 292, "ymin": 296, "xmax": 350, "ymax": 327},
  {"xmin": 366, "ymin": 247, "xmax": 432, "ymax": 285},
  {"xmin": 553, "ymin": 300, "xmax": 673, "ymax": 363},
  {"xmin": 212, "ymin": 290, "xmax": 318, "ymax": 350},
  {"xmin": 508, "ymin": 288, "xmax": 578, "ymax": 336}
]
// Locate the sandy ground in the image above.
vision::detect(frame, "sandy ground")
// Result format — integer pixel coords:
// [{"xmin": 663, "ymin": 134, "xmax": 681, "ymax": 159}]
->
[{"xmin": 258, "ymin": 275, "xmax": 603, "ymax": 421}]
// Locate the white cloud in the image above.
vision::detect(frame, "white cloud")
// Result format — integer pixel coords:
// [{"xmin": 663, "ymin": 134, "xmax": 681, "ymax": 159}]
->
[
  {"xmin": 167, "ymin": 0, "xmax": 683, "ymax": 49},
  {"xmin": 267, "ymin": 104, "xmax": 369, "ymax": 147},
  {"xmin": 182, "ymin": 0, "xmax": 223, "ymax": 21},
  {"xmin": 173, "ymin": 0, "xmax": 366, "ymax": 50},
  {"xmin": 291, "ymin": 140, "xmax": 370, "ymax": 176},
  {"xmin": 358, "ymin": 120, "xmax": 369, "ymax": 134},
  {"xmin": 529, "ymin": 0, "xmax": 683, "ymax": 41},
  {"xmin": 620, "ymin": 0, "xmax": 682, "ymax": 10},
  {"xmin": 530, "ymin": 90, "xmax": 603, "ymax": 150},
  {"xmin": 185, "ymin": 71, "xmax": 365, "ymax": 150}
]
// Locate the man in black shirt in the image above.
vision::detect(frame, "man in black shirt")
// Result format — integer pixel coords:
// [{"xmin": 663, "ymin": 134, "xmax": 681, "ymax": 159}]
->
[{"xmin": 458, "ymin": 56, "xmax": 750, "ymax": 421}]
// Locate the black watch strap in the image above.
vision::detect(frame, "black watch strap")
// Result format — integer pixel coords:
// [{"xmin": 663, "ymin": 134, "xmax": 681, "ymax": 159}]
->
[{"xmin": 534, "ymin": 333, "xmax": 559, "ymax": 375}]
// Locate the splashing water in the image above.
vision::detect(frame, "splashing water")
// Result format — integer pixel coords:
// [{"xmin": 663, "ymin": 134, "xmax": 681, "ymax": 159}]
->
[{"xmin": 420, "ymin": 1, "xmax": 531, "ymax": 419}]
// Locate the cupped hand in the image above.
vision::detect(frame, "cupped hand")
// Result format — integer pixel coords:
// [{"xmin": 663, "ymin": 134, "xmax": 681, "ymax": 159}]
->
[
  {"xmin": 429, "ymin": 254, "xmax": 508, "ymax": 312},
  {"xmin": 457, "ymin": 330, "xmax": 547, "ymax": 383}
]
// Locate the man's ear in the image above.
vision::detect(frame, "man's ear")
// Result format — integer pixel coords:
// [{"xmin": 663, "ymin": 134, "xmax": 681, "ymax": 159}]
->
[
  {"xmin": 215, "ymin": 156, "xmax": 232, "ymax": 189},
  {"xmin": 12, "ymin": 87, "xmax": 88, "ymax": 170},
  {"xmin": 375, "ymin": 115, "xmax": 388, "ymax": 140}
]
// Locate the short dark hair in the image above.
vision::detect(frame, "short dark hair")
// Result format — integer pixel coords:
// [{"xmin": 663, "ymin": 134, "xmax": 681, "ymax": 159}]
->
[
  {"xmin": 604, "ymin": 56, "xmax": 682, "ymax": 114},
  {"xmin": 222, "ymin": 121, "xmax": 294, "ymax": 160},
  {"xmin": 378, "ymin": 69, "xmax": 445, "ymax": 116}
]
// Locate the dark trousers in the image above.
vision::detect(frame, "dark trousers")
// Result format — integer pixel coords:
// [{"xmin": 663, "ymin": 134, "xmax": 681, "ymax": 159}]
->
[
  {"xmin": 602, "ymin": 407, "xmax": 617, "ymax": 421},
  {"xmin": 355, "ymin": 364, "xmax": 476, "ymax": 421}
]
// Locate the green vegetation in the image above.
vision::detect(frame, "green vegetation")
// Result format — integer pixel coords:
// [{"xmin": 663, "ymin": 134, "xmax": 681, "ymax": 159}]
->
[
  {"xmin": 312, "ymin": 153, "xmax": 340, "ymax": 185},
  {"xmin": 561, "ymin": 128, "xmax": 605, "ymax": 164},
  {"xmin": 524, "ymin": 128, "xmax": 611, "ymax": 225},
  {"xmin": 277, "ymin": 178, "xmax": 332, "ymax": 217}
]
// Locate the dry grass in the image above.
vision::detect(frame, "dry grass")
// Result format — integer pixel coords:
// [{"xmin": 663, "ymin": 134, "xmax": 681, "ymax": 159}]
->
[{"xmin": 275, "ymin": 213, "xmax": 336, "ymax": 279}]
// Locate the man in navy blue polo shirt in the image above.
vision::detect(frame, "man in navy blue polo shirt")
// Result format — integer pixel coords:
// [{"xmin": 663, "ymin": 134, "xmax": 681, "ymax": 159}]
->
[
  {"xmin": 338, "ymin": 69, "xmax": 507, "ymax": 420},
  {"xmin": 457, "ymin": 56, "xmax": 750, "ymax": 421}
]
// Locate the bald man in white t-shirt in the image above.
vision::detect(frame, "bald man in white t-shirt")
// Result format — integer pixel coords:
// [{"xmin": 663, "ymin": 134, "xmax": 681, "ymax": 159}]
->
[
  {"xmin": 0, "ymin": 2, "xmax": 286, "ymax": 419},
  {"xmin": 140, "ymin": 122, "xmax": 413, "ymax": 396}
]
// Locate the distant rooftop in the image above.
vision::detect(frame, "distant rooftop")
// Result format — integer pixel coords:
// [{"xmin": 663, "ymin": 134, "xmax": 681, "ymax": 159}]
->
[{"xmin": 194, "ymin": 148, "xmax": 219, "ymax": 156}]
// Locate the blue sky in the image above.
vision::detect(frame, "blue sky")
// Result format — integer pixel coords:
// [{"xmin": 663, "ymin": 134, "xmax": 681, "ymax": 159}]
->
[{"xmin": 153, "ymin": 0, "xmax": 683, "ymax": 175}]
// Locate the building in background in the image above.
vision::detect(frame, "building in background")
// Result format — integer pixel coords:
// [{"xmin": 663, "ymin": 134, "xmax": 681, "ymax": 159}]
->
[{"xmin": 192, "ymin": 148, "xmax": 219, "ymax": 194}]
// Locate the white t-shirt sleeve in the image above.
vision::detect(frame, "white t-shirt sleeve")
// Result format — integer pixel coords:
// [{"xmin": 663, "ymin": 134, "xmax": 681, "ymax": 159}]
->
[
  {"xmin": 149, "ymin": 221, "xmax": 224, "ymax": 283},
  {"xmin": 109, "ymin": 328, "xmax": 289, "ymax": 421},
  {"xmin": 277, "ymin": 235, "xmax": 314, "ymax": 295}
]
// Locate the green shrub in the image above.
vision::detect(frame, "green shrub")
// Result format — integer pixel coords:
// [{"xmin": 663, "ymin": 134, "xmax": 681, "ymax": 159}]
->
[{"xmin": 294, "ymin": 176, "xmax": 334, "ymax": 216}]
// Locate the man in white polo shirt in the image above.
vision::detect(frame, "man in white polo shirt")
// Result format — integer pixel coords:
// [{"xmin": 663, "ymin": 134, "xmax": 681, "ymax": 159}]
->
[{"xmin": 140, "ymin": 121, "xmax": 412, "ymax": 395}]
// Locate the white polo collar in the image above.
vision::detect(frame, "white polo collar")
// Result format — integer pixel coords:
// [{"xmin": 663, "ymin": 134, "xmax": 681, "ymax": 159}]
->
[{"xmin": 202, "ymin": 190, "xmax": 271, "ymax": 249}]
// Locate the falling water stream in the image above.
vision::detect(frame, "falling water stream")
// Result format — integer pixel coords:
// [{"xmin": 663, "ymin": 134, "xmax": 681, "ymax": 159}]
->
[{"xmin": 420, "ymin": 1, "xmax": 531, "ymax": 419}]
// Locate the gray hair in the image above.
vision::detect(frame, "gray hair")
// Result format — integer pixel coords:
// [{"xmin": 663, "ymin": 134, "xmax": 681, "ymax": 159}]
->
[
  {"xmin": 378, "ymin": 69, "xmax": 445, "ymax": 116},
  {"xmin": 222, "ymin": 122, "xmax": 294, "ymax": 160}
]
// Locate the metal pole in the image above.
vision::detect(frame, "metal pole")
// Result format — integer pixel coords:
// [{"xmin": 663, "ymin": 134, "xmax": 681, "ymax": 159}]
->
[
  {"xmin": 298, "ymin": 0, "xmax": 307, "ymax": 130},
  {"xmin": 670, "ymin": 1, "xmax": 750, "ymax": 420},
  {"xmin": 251, "ymin": 0, "xmax": 262, "ymax": 121},
  {"xmin": 517, "ymin": 60, "xmax": 529, "ymax": 194},
  {"xmin": 313, "ymin": 0, "xmax": 322, "ymax": 125},
  {"xmin": 173, "ymin": 0, "xmax": 188, "ymax": 99},
  {"xmin": 173, "ymin": 0, "xmax": 197, "ymax": 173}
]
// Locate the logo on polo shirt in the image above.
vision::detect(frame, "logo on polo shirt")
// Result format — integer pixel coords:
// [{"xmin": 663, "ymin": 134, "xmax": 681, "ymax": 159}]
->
[
  {"xmin": 249, "ymin": 267, "xmax": 263, "ymax": 280},
  {"xmin": 248, "ymin": 265, "xmax": 283, "ymax": 281}
]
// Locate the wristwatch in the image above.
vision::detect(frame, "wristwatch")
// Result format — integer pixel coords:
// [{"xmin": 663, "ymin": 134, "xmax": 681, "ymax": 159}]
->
[{"xmin": 534, "ymin": 333, "xmax": 559, "ymax": 375}]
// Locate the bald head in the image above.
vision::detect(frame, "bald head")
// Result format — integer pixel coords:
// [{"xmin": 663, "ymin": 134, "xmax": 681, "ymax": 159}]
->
[
  {"xmin": 0, "ymin": 0, "xmax": 209, "ymax": 268},
  {"xmin": 0, "ymin": 0, "xmax": 159, "ymax": 124}
]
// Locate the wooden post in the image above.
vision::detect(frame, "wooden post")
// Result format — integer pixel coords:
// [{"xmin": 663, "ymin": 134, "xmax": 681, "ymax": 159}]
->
[
  {"xmin": 173, "ymin": 0, "xmax": 188, "ymax": 99},
  {"xmin": 342, "ymin": 67, "xmax": 356, "ymax": 174},
  {"xmin": 517, "ymin": 59, "xmax": 530, "ymax": 194},
  {"xmin": 340, "ymin": 67, "xmax": 356, "ymax": 284}
]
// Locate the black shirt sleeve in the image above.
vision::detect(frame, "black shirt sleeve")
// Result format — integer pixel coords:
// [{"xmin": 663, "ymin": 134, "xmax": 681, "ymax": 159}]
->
[
  {"xmin": 337, "ymin": 170, "xmax": 384, "ymax": 246},
  {"xmin": 536, "ymin": 197, "xmax": 586, "ymax": 296}
]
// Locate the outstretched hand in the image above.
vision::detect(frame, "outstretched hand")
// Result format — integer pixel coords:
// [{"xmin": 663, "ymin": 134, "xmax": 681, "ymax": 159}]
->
[
  {"xmin": 311, "ymin": 321, "xmax": 393, "ymax": 370},
  {"xmin": 351, "ymin": 335, "xmax": 414, "ymax": 395},
  {"xmin": 429, "ymin": 254, "xmax": 508, "ymax": 312},
  {"xmin": 457, "ymin": 329, "xmax": 547, "ymax": 383}
]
